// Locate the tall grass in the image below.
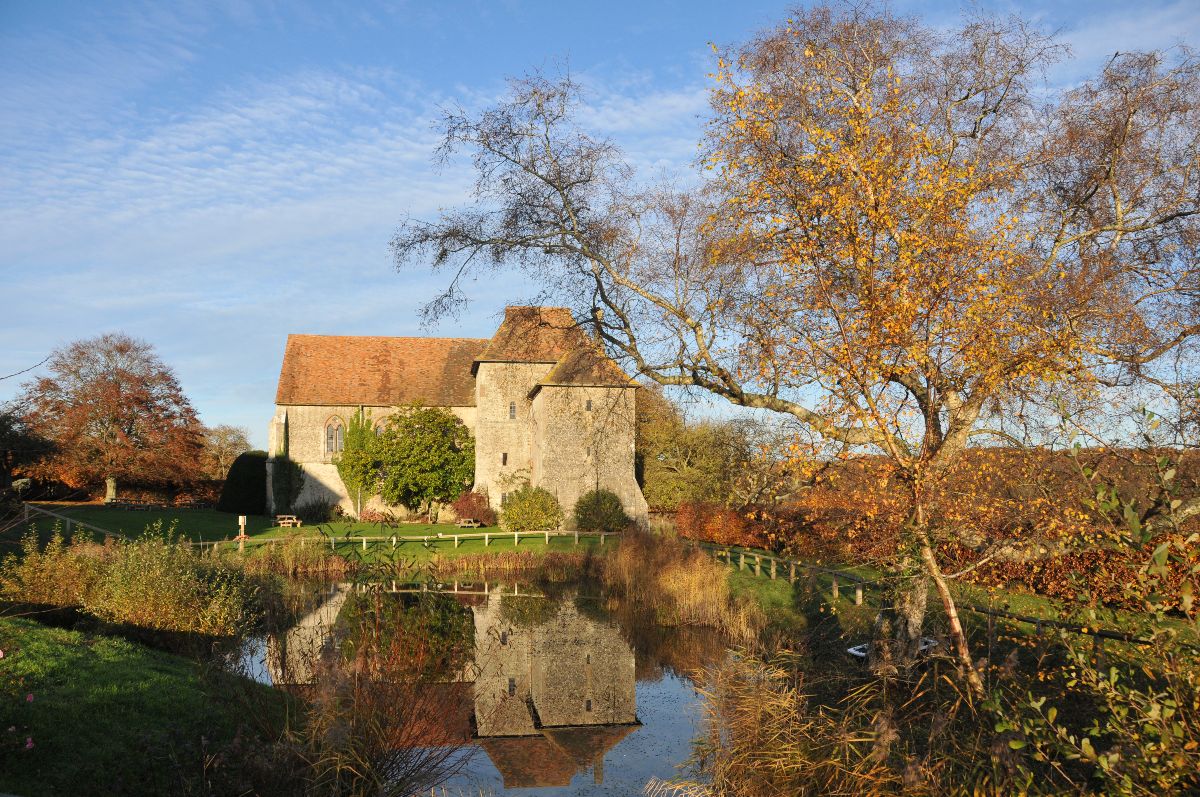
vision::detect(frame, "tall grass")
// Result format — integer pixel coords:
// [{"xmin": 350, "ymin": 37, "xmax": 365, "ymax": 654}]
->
[
  {"xmin": 235, "ymin": 535, "xmax": 355, "ymax": 579},
  {"xmin": 0, "ymin": 524, "xmax": 259, "ymax": 637},
  {"xmin": 427, "ymin": 549, "xmax": 591, "ymax": 581},
  {"xmin": 603, "ymin": 528, "xmax": 763, "ymax": 643}
]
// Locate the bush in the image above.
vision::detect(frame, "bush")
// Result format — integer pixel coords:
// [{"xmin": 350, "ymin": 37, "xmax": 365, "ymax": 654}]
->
[
  {"xmin": 0, "ymin": 525, "xmax": 258, "ymax": 637},
  {"xmin": 293, "ymin": 497, "xmax": 338, "ymax": 524},
  {"xmin": 500, "ymin": 486, "xmax": 562, "ymax": 532},
  {"xmin": 449, "ymin": 490, "xmax": 497, "ymax": 526},
  {"xmin": 87, "ymin": 528, "xmax": 257, "ymax": 636},
  {"xmin": 357, "ymin": 507, "xmax": 397, "ymax": 524},
  {"xmin": 0, "ymin": 528, "xmax": 101, "ymax": 607},
  {"xmin": 574, "ymin": 489, "xmax": 630, "ymax": 532},
  {"xmin": 217, "ymin": 450, "xmax": 267, "ymax": 515}
]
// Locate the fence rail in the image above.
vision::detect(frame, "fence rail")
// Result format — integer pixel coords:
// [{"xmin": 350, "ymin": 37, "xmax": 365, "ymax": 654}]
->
[
  {"xmin": 18, "ymin": 503, "xmax": 128, "ymax": 540},
  {"xmin": 693, "ymin": 539, "xmax": 1188, "ymax": 652},
  {"xmin": 188, "ymin": 527, "xmax": 616, "ymax": 552}
]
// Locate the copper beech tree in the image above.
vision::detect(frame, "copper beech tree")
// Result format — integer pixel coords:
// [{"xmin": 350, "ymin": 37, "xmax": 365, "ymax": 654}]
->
[
  {"xmin": 18, "ymin": 333, "xmax": 205, "ymax": 500},
  {"xmin": 394, "ymin": 4, "xmax": 1199, "ymax": 693}
]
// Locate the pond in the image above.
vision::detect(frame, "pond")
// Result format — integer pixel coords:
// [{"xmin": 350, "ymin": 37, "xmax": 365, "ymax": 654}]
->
[{"xmin": 240, "ymin": 579, "xmax": 728, "ymax": 795}]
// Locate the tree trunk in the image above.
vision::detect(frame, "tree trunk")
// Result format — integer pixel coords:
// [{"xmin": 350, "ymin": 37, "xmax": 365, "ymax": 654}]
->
[
  {"xmin": 919, "ymin": 535, "xmax": 985, "ymax": 697},
  {"xmin": 105, "ymin": 476, "xmax": 117, "ymax": 502},
  {"xmin": 869, "ymin": 563, "xmax": 929, "ymax": 677}
]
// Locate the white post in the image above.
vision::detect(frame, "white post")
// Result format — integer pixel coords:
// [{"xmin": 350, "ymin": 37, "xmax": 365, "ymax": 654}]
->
[
  {"xmin": 485, "ymin": 532, "xmax": 490, "ymax": 547},
  {"xmin": 544, "ymin": 530, "xmax": 549, "ymax": 544},
  {"xmin": 513, "ymin": 532, "xmax": 519, "ymax": 546},
  {"xmin": 362, "ymin": 537, "xmax": 367, "ymax": 551}
]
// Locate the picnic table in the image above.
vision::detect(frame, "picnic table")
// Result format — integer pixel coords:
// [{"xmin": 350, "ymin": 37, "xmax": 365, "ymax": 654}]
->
[
  {"xmin": 275, "ymin": 514, "xmax": 303, "ymax": 528},
  {"xmin": 455, "ymin": 518, "xmax": 483, "ymax": 528}
]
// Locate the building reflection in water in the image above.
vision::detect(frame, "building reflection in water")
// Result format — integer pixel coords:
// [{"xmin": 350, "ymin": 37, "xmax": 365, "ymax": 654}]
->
[
  {"xmin": 472, "ymin": 592, "xmax": 640, "ymax": 788},
  {"xmin": 266, "ymin": 584, "xmax": 641, "ymax": 789}
]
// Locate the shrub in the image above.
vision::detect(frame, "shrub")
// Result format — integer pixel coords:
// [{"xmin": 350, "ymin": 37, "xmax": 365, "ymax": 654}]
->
[
  {"xmin": 499, "ymin": 486, "xmax": 562, "ymax": 532},
  {"xmin": 217, "ymin": 450, "xmax": 267, "ymax": 515},
  {"xmin": 573, "ymin": 489, "xmax": 630, "ymax": 532},
  {"xmin": 0, "ymin": 525, "xmax": 257, "ymax": 637},
  {"xmin": 85, "ymin": 526, "xmax": 258, "ymax": 636},
  {"xmin": 449, "ymin": 490, "xmax": 497, "ymax": 526},
  {"xmin": 293, "ymin": 497, "xmax": 338, "ymax": 524},
  {"xmin": 0, "ymin": 528, "xmax": 101, "ymax": 607},
  {"xmin": 270, "ymin": 455, "xmax": 304, "ymax": 514},
  {"xmin": 357, "ymin": 507, "xmax": 397, "ymax": 524}
]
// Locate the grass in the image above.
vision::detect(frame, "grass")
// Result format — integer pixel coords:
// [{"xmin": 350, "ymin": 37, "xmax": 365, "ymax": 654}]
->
[
  {"xmin": 0, "ymin": 616, "xmax": 284, "ymax": 796},
  {"xmin": 19, "ymin": 504, "xmax": 493, "ymax": 543}
]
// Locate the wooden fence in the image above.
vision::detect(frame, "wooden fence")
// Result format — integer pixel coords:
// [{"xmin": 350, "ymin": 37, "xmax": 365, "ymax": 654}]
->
[
  {"xmin": 188, "ymin": 527, "xmax": 617, "ymax": 553},
  {"xmin": 693, "ymin": 540, "xmax": 1188, "ymax": 654}
]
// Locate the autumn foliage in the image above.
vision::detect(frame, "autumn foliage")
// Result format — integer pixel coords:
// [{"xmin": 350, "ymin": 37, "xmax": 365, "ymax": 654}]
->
[{"xmin": 18, "ymin": 333, "xmax": 205, "ymax": 495}]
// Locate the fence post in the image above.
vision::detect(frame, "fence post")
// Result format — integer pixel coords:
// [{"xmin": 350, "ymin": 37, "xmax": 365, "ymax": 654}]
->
[
  {"xmin": 574, "ymin": 529, "xmax": 579, "ymax": 545},
  {"xmin": 362, "ymin": 537, "xmax": 367, "ymax": 551},
  {"xmin": 513, "ymin": 532, "xmax": 518, "ymax": 546},
  {"xmin": 770, "ymin": 559, "xmax": 777, "ymax": 580},
  {"xmin": 330, "ymin": 536, "xmax": 335, "ymax": 551},
  {"xmin": 601, "ymin": 532, "xmax": 607, "ymax": 546},
  {"xmin": 789, "ymin": 561, "xmax": 796, "ymax": 583},
  {"xmin": 754, "ymin": 555, "xmax": 762, "ymax": 576},
  {"xmin": 1094, "ymin": 636, "xmax": 1106, "ymax": 671},
  {"xmin": 392, "ymin": 535, "xmax": 396, "ymax": 549},
  {"xmin": 738, "ymin": 552, "xmax": 746, "ymax": 571},
  {"xmin": 854, "ymin": 582, "xmax": 863, "ymax": 606},
  {"xmin": 64, "ymin": 518, "xmax": 72, "ymax": 535},
  {"xmin": 485, "ymin": 533, "xmax": 490, "ymax": 547},
  {"xmin": 831, "ymin": 575, "xmax": 839, "ymax": 601},
  {"xmin": 454, "ymin": 535, "xmax": 460, "ymax": 548},
  {"xmin": 545, "ymin": 530, "xmax": 549, "ymax": 544}
]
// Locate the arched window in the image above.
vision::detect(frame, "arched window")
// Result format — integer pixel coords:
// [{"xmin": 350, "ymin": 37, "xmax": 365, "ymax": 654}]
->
[
  {"xmin": 508, "ymin": 401, "xmax": 517, "ymax": 419},
  {"xmin": 374, "ymin": 420, "xmax": 387, "ymax": 437},
  {"xmin": 324, "ymin": 417, "xmax": 344, "ymax": 455}
]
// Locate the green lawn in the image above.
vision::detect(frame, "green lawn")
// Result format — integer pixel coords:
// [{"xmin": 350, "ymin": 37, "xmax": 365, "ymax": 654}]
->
[
  {"xmin": 20, "ymin": 504, "xmax": 483, "ymax": 543},
  {"xmin": 0, "ymin": 616, "xmax": 284, "ymax": 796}
]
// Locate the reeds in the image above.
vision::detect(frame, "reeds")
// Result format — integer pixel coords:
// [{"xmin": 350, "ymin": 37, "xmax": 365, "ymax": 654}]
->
[
  {"xmin": 0, "ymin": 525, "xmax": 258, "ymax": 637},
  {"xmin": 603, "ymin": 528, "xmax": 763, "ymax": 643},
  {"xmin": 235, "ymin": 535, "xmax": 355, "ymax": 579}
]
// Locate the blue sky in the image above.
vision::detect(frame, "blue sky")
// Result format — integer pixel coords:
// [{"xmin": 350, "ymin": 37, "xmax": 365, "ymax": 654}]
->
[{"xmin": 1, "ymin": 0, "xmax": 1197, "ymax": 447}]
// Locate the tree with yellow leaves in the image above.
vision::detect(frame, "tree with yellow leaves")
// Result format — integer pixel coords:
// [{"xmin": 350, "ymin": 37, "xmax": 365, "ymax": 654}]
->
[{"xmin": 393, "ymin": 4, "xmax": 1199, "ymax": 695}]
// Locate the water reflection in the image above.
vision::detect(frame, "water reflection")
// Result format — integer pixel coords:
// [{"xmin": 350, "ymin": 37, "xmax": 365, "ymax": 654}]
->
[{"xmin": 254, "ymin": 581, "xmax": 725, "ymax": 794}]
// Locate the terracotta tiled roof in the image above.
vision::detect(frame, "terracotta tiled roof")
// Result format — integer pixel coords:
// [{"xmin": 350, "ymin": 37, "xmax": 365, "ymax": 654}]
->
[
  {"xmin": 479, "ymin": 724, "xmax": 639, "ymax": 788},
  {"xmin": 473, "ymin": 307, "xmax": 591, "ymax": 370},
  {"xmin": 533, "ymin": 345, "xmax": 638, "ymax": 391},
  {"xmin": 275, "ymin": 335, "xmax": 488, "ymax": 406}
]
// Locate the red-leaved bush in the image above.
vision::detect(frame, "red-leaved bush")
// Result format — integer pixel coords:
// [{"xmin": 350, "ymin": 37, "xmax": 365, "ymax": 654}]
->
[{"xmin": 450, "ymin": 491, "xmax": 497, "ymax": 527}]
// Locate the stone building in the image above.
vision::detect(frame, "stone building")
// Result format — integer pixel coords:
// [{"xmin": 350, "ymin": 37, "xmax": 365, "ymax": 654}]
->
[{"xmin": 266, "ymin": 306, "xmax": 648, "ymax": 524}]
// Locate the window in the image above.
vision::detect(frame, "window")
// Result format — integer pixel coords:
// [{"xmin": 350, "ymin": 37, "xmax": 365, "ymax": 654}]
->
[
  {"xmin": 508, "ymin": 678, "xmax": 517, "ymax": 696},
  {"xmin": 585, "ymin": 699, "xmax": 593, "ymax": 712},
  {"xmin": 585, "ymin": 399, "xmax": 593, "ymax": 412},
  {"xmin": 373, "ymin": 421, "xmax": 386, "ymax": 437},
  {"xmin": 501, "ymin": 492, "xmax": 509, "ymax": 506},
  {"xmin": 324, "ymin": 418, "xmax": 344, "ymax": 455},
  {"xmin": 501, "ymin": 452, "xmax": 508, "ymax": 466},
  {"xmin": 508, "ymin": 401, "xmax": 517, "ymax": 419}
]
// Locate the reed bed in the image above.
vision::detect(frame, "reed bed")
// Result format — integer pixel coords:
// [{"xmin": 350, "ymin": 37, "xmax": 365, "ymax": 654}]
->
[
  {"xmin": 233, "ymin": 535, "xmax": 355, "ymax": 579},
  {"xmin": 426, "ymin": 549, "xmax": 591, "ymax": 582},
  {"xmin": 603, "ymin": 528, "xmax": 763, "ymax": 644}
]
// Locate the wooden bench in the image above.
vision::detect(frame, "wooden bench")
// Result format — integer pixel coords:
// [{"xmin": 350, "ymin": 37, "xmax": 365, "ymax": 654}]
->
[
  {"xmin": 275, "ymin": 514, "xmax": 302, "ymax": 528},
  {"xmin": 455, "ymin": 518, "xmax": 483, "ymax": 528}
]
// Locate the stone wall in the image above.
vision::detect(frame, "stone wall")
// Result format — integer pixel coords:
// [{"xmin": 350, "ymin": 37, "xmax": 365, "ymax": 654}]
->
[
  {"xmin": 531, "ymin": 386, "xmax": 648, "ymax": 526},
  {"xmin": 472, "ymin": 363, "xmax": 552, "ymax": 509},
  {"xmin": 267, "ymin": 403, "xmax": 476, "ymax": 515}
]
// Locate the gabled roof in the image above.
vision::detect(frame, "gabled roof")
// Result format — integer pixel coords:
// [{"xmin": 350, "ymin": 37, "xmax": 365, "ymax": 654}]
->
[
  {"xmin": 275, "ymin": 335, "xmax": 488, "ymax": 407},
  {"xmin": 532, "ymin": 345, "xmax": 638, "ymax": 394},
  {"xmin": 473, "ymin": 307, "xmax": 590, "ymax": 371},
  {"xmin": 479, "ymin": 724, "xmax": 639, "ymax": 788}
]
